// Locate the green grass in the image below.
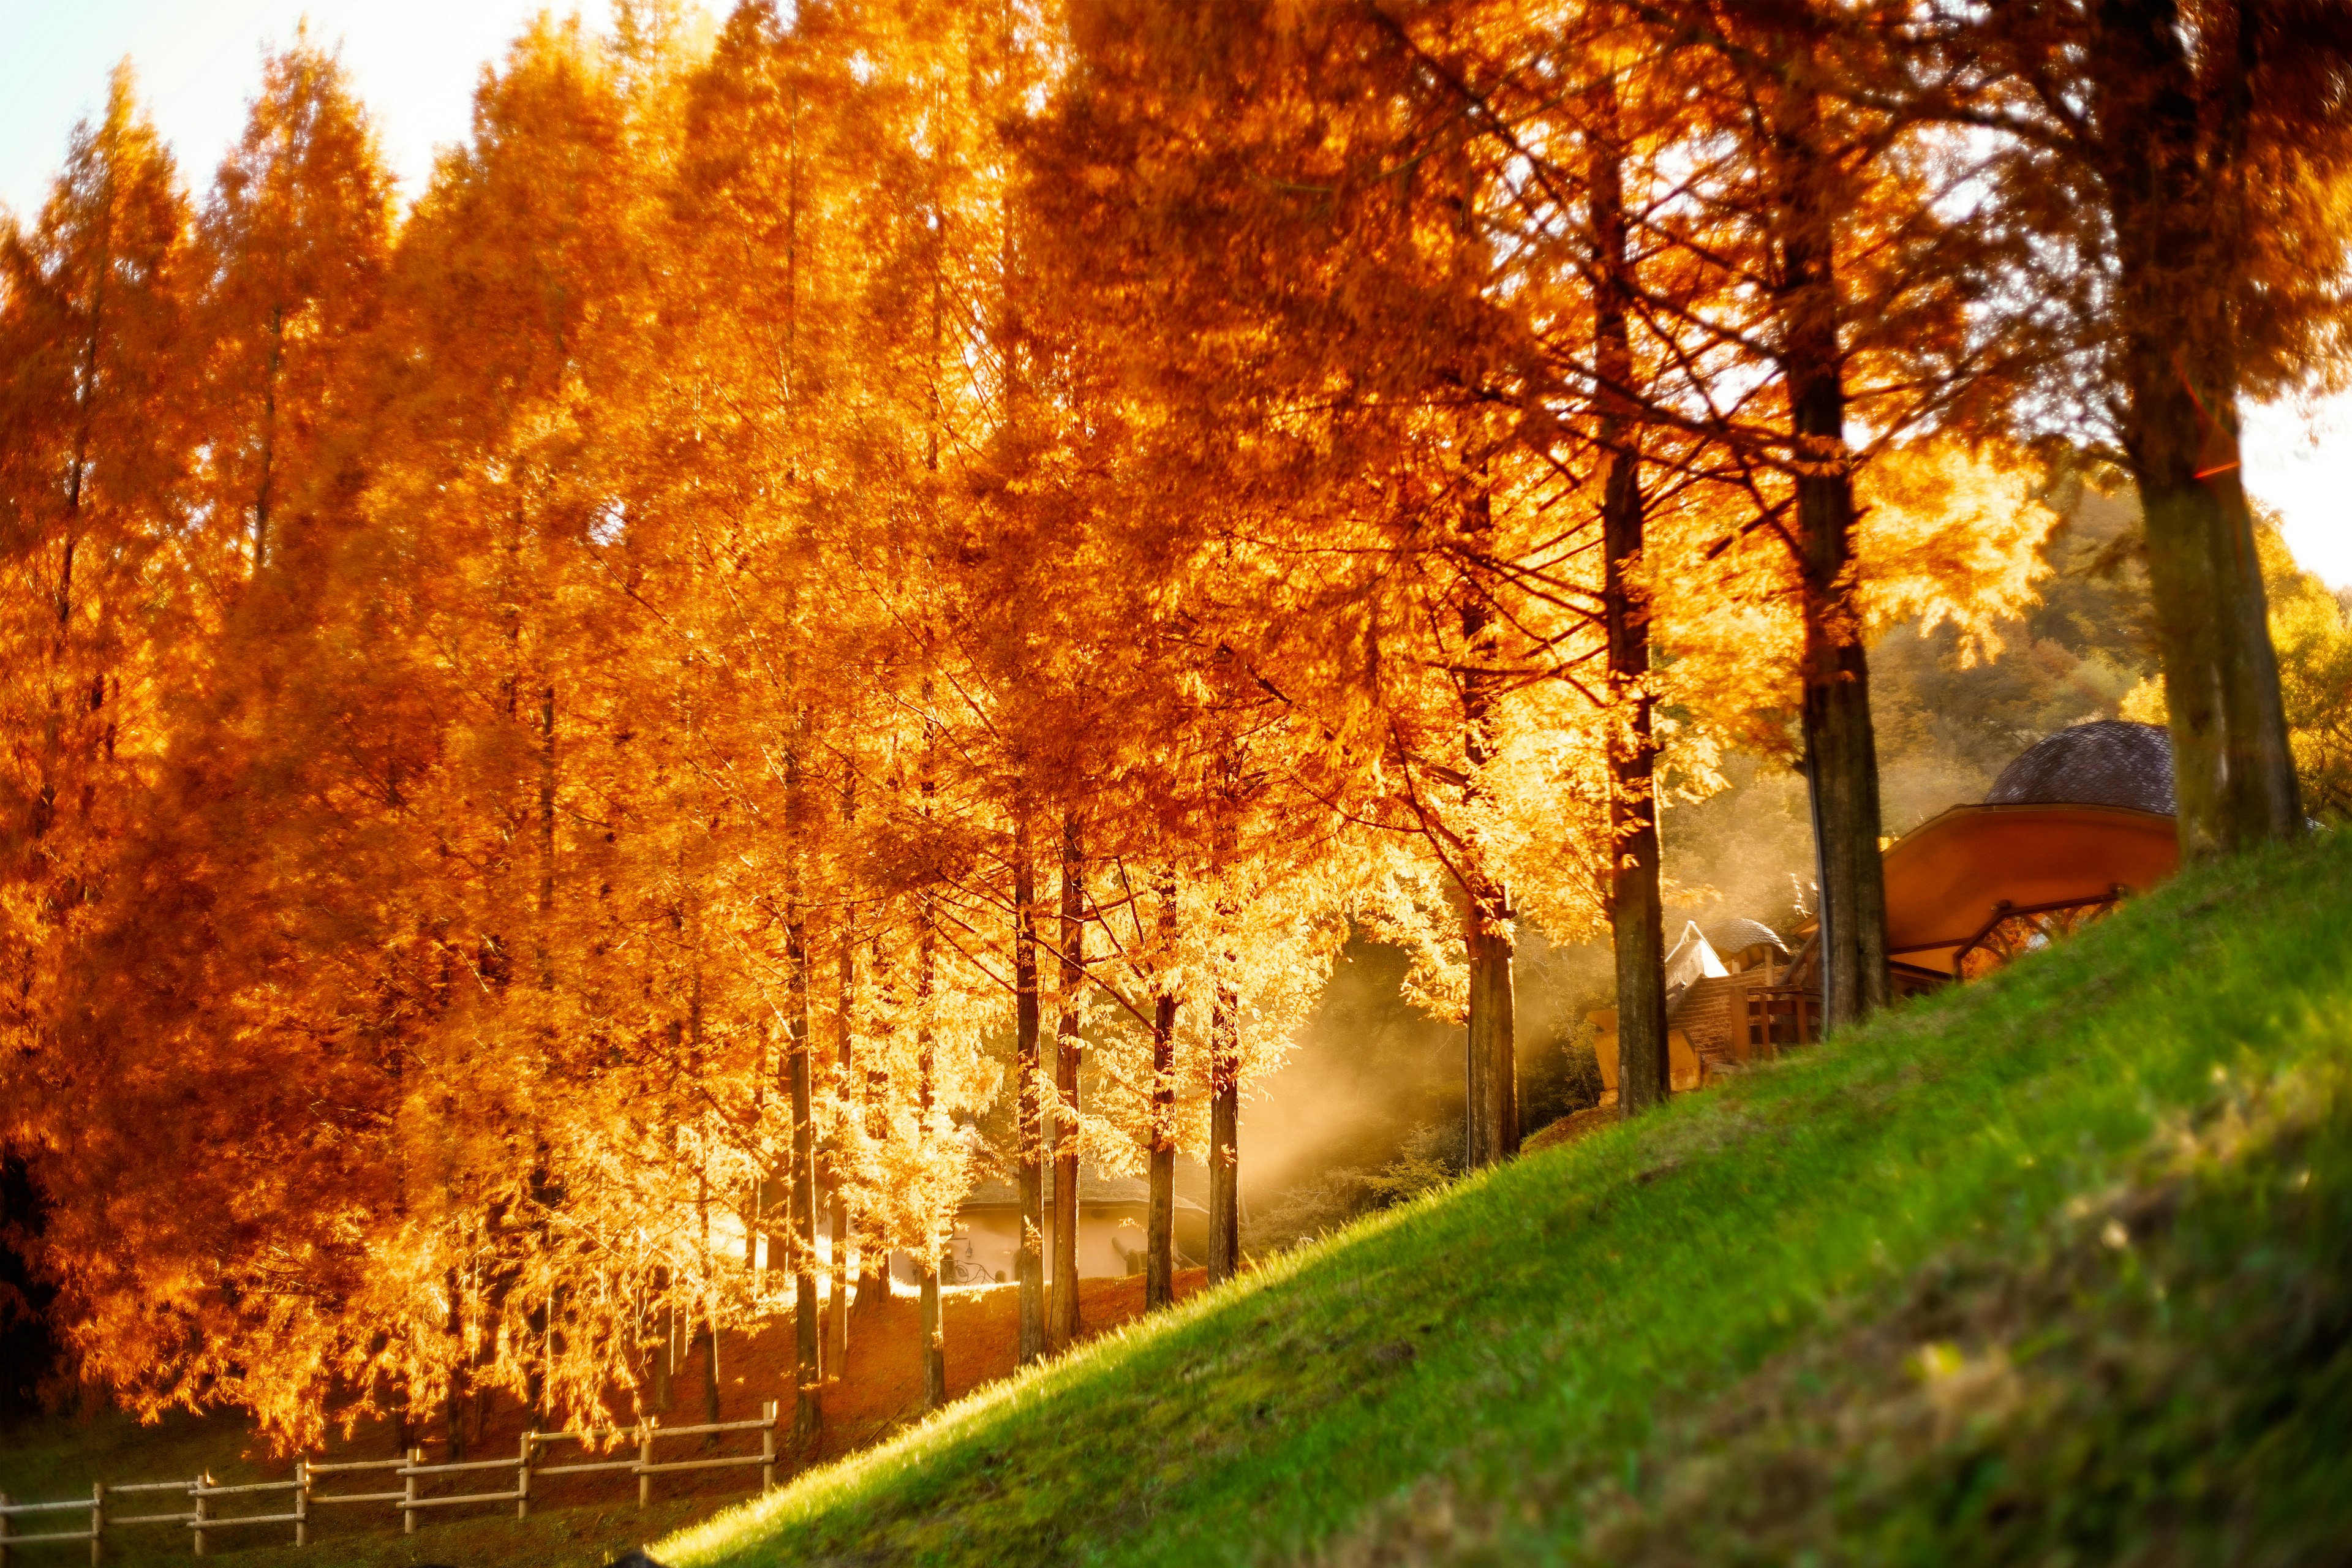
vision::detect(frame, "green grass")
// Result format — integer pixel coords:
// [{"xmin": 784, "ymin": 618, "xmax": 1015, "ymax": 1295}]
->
[{"xmin": 660, "ymin": 832, "xmax": 2352, "ymax": 1567}]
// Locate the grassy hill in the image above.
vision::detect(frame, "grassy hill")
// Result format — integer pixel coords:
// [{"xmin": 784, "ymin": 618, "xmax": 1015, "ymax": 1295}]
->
[{"xmin": 661, "ymin": 832, "xmax": 2352, "ymax": 1567}]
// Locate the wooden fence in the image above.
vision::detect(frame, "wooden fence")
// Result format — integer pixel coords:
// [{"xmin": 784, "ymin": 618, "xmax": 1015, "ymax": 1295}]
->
[{"xmin": 0, "ymin": 1405, "xmax": 777, "ymax": 1565}]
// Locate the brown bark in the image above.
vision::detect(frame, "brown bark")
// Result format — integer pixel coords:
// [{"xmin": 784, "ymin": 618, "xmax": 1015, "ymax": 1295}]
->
[
  {"xmin": 917, "ymin": 684, "xmax": 947, "ymax": 1411},
  {"xmin": 1773, "ymin": 102, "xmax": 1890, "ymax": 1032},
  {"xmin": 1013, "ymin": 812, "xmax": 1046, "ymax": 1363},
  {"xmin": 1146, "ymin": 870, "xmax": 1178, "ymax": 1311},
  {"xmin": 650, "ymin": 1270, "xmax": 673, "ymax": 1413},
  {"xmin": 826, "ymin": 1184, "xmax": 849, "ymax": 1374},
  {"xmin": 829, "ymin": 768, "xmax": 856, "ymax": 1371},
  {"xmin": 1207, "ymin": 760, "xmax": 1242, "ymax": 1285},
  {"xmin": 251, "ymin": 307, "xmax": 282, "ymax": 572},
  {"xmin": 1591, "ymin": 94, "xmax": 1670, "ymax": 1119},
  {"xmin": 919, "ymin": 1262, "xmax": 944, "ymax": 1411},
  {"xmin": 914, "ymin": 881, "xmax": 946, "ymax": 1411},
  {"xmin": 1050, "ymin": 811, "xmax": 1085, "ymax": 1350},
  {"xmin": 917, "ymin": 178, "xmax": 951, "ymax": 1416},
  {"xmin": 525, "ymin": 1296, "xmax": 548, "ymax": 1423},
  {"xmin": 785, "ymin": 742, "xmax": 820, "ymax": 1451},
  {"xmin": 538, "ymin": 685, "xmax": 556, "ymax": 978},
  {"xmin": 2087, "ymin": 0, "xmax": 2301, "ymax": 858},
  {"xmin": 1459, "ymin": 487, "xmax": 1517, "ymax": 1164},
  {"xmin": 697, "ymin": 1168, "xmax": 720, "ymax": 1434},
  {"xmin": 1463, "ymin": 908, "xmax": 1517, "ymax": 1159},
  {"xmin": 443, "ymin": 1264, "xmax": 466, "ymax": 1460},
  {"xmin": 1208, "ymin": 982, "xmax": 1240, "ymax": 1285},
  {"xmin": 852, "ymin": 928, "xmax": 890, "ymax": 1332},
  {"xmin": 699, "ymin": 1318, "xmax": 722, "ymax": 1433}
]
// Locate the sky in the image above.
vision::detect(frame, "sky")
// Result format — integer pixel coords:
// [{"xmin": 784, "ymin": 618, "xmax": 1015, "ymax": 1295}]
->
[
  {"xmin": 1, "ymin": 0, "xmax": 2348, "ymax": 587},
  {"xmin": 0, "ymin": 0, "xmax": 568, "ymax": 218}
]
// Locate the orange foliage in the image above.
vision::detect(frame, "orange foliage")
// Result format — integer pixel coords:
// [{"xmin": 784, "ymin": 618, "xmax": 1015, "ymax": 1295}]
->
[{"xmin": 0, "ymin": 1, "xmax": 2068, "ymax": 1446}]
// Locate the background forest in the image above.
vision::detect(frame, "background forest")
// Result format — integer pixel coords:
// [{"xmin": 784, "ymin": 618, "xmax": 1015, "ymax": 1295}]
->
[{"xmin": 2, "ymin": 0, "xmax": 2347, "ymax": 1462}]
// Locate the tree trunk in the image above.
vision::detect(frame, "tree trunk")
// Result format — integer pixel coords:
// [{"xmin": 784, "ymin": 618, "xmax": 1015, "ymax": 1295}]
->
[
  {"xmin": 1014, "ymin": 812, "xmax": 1046, "ymax": 1364},
  {"xmin": 919, "ymin": 1259, "xmax": 944, "ymax": 1410},
  {"xmin": 443, "ymin": 1264, "xmax": 466, "ymax": 1460},
  {"xmin": 525, "ymin": 1297, "xmax": 548, "ymax": 1423},
  {"xmin": 1459, "ymin": 487, "xmax": 1518, "ymax": 1164},
  {"xmin": 696, "ymin": 1166, "xmax": 722, "ymax": 1436},
  {"xmin": 1207, "ymin": 764, "xmax": 1242, "ymax": 1285},
  {"xmin": 829, "ymin": 768, "xmax": 856, "ymax": 1374},
  {"xmin": 651, "ymin": 1269, "xmax": 673, "ymax": 1413},
  {"xmin": 2139, "ymin": 447, "xmax": 2299, "ymax": 856},
  {"xmin": 2089, "ymin": 0, "xmax": 2301, "ymax": 858},
  {"xmin": 1146, "ymin": 871, "xmax": 1178, "ymax": 1310},
  {"xmin": 1591, "ymin": 96, "xmax": 1670, "ymax": 1118},
  {"xmin": 1774, "ymin": 104, "xmax": 1889, "ymax": 1032},
  {"xmin": 537, "ymin": 685, "xmax": 556, "ymax": 986},
  {"xmin": 1208, "ymin": 982, "xmax": 1240, "ymax": 1284},
  {"xmin": 851, "ymin": 1208, "xmax": 888, "ymax": 1325},
  {"xmin": 776, "ymin": 99, "xmax": 821, "ymax": 1457},
  {"xmin": 251, "ymin": 308, "xmax": 282, "ymax": 573},
  {"xmin": 1050, "ymin": 812, "xmax": 1084, "ymax": 1350},
  {"xmin": 826, "ymin": 1191, "xmax": 849, "ymax": 1376},
  {"xmin": 701, "ymin": 1320, "xmax": 722, "ymax": 1433},
  {"xmin": 853, "ymin": 932, "xmax": 889, "ymax": 1334},
  {"xmin": 917, "ymin": 687, "xmax": 948, "ymax": 1412},
  {"xmin": 1463, "ymin": 906, "xmax": 1516, "ymax": 1161},
  {"xmin": 785, "ymin": 751, "xmax": 821, "ymax": 1451}
]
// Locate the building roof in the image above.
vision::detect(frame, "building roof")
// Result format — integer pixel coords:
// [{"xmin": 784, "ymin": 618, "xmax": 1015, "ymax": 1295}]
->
[
  {"xmin": 1985, "ymin": 720, "xmax": 2175, "ymax": 815},
  {"xmin": 1662, "ymin": 921, "xmax": 1728, "ymax": 1003},
  {"xmin": 1706, "ymin": 918, "xmax": 1789, "ymax": 956},
  {"xmin": 1878, "ymin": 801, "xmax": 2179, "ymax": 975}
]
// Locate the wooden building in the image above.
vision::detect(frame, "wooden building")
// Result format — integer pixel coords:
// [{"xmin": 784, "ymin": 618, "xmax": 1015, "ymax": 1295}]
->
[
  {"xmin": 1591, "ymin": 918, "xmax": 1804, "ymax": 1102},
  {"xmin": 1589, "ymin": 721, "xmax": 2180, "ymax": 1103}
]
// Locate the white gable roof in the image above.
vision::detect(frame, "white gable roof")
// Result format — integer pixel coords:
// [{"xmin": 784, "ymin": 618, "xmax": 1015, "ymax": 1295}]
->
[{"xmin": 1662, "ymin": 920, "xmax": 1728, "ymax": 998}]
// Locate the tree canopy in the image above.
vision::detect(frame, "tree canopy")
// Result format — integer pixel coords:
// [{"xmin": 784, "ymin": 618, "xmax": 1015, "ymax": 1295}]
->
[{"xmin": 0, "ymin": 0, "xmax": 2339, "ymax": 1449}]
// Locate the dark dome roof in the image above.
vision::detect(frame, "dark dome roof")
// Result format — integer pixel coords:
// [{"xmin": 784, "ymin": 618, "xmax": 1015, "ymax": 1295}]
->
[
  {"xmin": 1706, "ymin": 918, "xmax": 1788, "ymax": 956},
  {"xmin": 1985, "ymin": 720, "xmax": 2175, "ymax": 815}
]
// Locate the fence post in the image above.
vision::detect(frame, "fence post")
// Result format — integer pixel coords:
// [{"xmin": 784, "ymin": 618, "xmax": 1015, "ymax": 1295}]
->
[
  {"xmin": 401, "ymin": 1447, "xmax": 420, "ymax": 1536},
  {"xmin": 4, "ymin": 1488, "xmax": 15, "ymax": 1568},
  {"xmin": 293, "ymin": 1460, "xmax": 309, "ymax": 1548},
  {"xmin": 761, "ymin": 1401, "xmax": 777, "ymax": 1493},
  {"xmin": 637, "ymin": 1419, "xmax": 655, "ymax": 1511},
  {"xmin": 191, "ymin": 1476, "xmax": 209, "ymax": 1558},
  {"xmin": 89, "ymin": 1482, "xmax": 104, "ymax": 1568},
  {"xmin": 516, "ymin": 1434, "xmax": 533, "ymax": 1522}
]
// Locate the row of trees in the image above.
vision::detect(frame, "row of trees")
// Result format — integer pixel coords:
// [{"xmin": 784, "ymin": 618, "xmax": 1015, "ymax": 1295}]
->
[{"xmin": 0, "ymin": 0, "xmax": 2336, "ymax": 1453}]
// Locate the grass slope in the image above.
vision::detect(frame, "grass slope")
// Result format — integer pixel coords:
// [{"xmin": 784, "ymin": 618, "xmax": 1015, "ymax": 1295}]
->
[{"xmin": 664, "ymin": 834, "xmax": 2352, "ymax": 1567}]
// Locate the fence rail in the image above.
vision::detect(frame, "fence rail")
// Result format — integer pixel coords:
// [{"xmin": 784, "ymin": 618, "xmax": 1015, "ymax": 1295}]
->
[{"xmin": 0, "ymin": 1403, "xmax": 778, "ymax": 1564}]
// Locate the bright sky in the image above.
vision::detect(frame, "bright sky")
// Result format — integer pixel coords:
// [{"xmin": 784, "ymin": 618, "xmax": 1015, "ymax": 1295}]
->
[
  {"xmin": 2242, "ymin": 395, "xmax": 2352, "ymax": 590},
  {"xmin": 0, "ymin": 0, "xmax": 572, "ymax": 218},
  {"xmin": 2, "ymin": 1, "xmax": 2348, "ymax": 588}
]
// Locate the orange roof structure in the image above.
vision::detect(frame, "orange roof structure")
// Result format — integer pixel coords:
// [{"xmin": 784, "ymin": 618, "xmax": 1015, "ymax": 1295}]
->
[
  {"xmin": 1880, "ymin": 720, "xmax": 2181, "ymax": 979},
  {"xmin": 1882, "ymin": 801, "xmax": 2180, "ymax": 977}
]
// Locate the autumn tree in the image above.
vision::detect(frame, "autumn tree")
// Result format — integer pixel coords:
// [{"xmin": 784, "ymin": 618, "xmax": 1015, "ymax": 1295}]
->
[
  {"xmin": 0, "ymin": 0, "xmax": 2168, "ymax": 1458},
  {"xmin": 0, "ymin": 66, "xmax": 196, "ymax": 1416},
  {"xmin": 189, "ymin": 34, "xmax": 393, "ymax": 587},
  {"xmin": 0, "ymin": 64, "xmax": 189, "ymax": 1078},
  {"xmin": 1943, "ymin": 0, "xmax": 2352, "ymax": 858}
]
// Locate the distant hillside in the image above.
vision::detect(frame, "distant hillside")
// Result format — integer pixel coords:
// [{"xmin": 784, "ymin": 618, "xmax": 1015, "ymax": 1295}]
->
[{"xmin": 662, "ymin": 830, "xmax": 2352, "ymax": 1567}]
